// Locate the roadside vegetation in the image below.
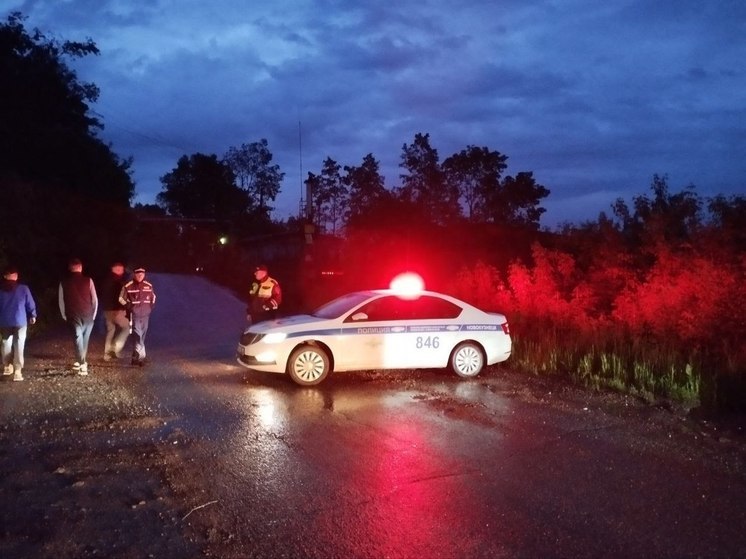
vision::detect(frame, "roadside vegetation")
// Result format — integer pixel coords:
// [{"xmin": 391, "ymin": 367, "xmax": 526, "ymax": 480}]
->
[
  {"xmin": 308, "ymin": 177, "xmax": 743, "ymax": 413},
  {"xmin": 2, "ymin": 12, "xmax": 743, "ymax": 412},
  {"xmin": 450, "ymin": 215, "xmax": 744, "ymax": 412}
]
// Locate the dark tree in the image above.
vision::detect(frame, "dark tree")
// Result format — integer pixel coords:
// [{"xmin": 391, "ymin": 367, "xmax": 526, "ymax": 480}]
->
[
  {"xmin": 613, "ymin": 174, "xmax": 702, "ymax": 247},
  {"xmin": 343, "ymin": 153, "xmax": 392, "ymax": 228},
  {"xmin": 223, "ymin": 138, "xmax": 284, "ymax": 219},
  {"xmin": 397, "ymin": 133, "xmax": 460, "ymax": 226},
  {"xmin": 701, "ymin": 194, "xmax": 745, "ymax": 257},
  {"xmin": 157, "ymin": 153, "xmax": 246, "ymax": 220},
  {"xmin": 491, "ymin": 171, "xmax": 550, "ymax": 229},
  {"xmin": 0, "ymin": 12, "xmax": 135, "ymax": 285},
  {"xmin": 442, "ymin": 145, "xmax": 508, "ymax": 221},
  {"xmin": 132, "ymin": 203, "xmax": 167, "ymax": 217},
  {"xmin": 305, "ymin": 157, "xmax": 348, "ymax": 234}
]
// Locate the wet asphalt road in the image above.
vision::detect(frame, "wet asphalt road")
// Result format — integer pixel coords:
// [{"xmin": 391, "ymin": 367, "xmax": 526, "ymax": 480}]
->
[{"xmin": 134, "ymin": 273, "xmax": 746, "ymax": 558}]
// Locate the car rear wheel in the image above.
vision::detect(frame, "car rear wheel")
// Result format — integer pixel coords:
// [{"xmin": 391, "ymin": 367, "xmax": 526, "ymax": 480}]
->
[
  {"xmin": 287, "ymin": 345, "xmax": 330, "ymax": 386},
  {"xmin": 451, "ymin": 342, "xmax": 484, "ymax": 378}
]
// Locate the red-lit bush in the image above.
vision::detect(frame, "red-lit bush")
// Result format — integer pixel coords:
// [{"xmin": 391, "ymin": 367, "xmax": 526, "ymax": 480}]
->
[
  {"xmin": 452, "ymin": 236, "xmax": 744, "ymax": 408},
  {"xmin": 613, "ymin": 247, "xmax": 743, "ymax": 358},
  {"xmin": 452, "ymin": 261, "xmax": 511, "ymax": 312}
]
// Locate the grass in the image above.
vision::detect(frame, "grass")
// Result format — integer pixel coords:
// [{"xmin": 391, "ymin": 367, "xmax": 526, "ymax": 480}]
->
[{"xmin": 511, "ymin": 335, "xmax": 703, "ymax": 409}]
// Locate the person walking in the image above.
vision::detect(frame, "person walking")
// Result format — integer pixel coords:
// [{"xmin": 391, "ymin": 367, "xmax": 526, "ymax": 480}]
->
[
  {"xmin": 0, "ymin": 266, "xmax": 37, "ymax": 382},
  {"xmin": 101, "ymin": 262, "xmax": 130, "ymax": 361},
  {"xmin": 246, "ymin": 264, "xmax": 282, "ymax": 325},
  {"xmin": 118, "ymin": 267, "xmax": 156, "ymax": 367},
  {"xmin": 59, "ymin": 257, "xmax": 98, "ymax": 375}
]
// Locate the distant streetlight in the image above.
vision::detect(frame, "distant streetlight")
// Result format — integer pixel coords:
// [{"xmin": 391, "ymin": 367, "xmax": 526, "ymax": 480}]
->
[{"xmin": 219, "ymin": 236, "xmax": 228, "ymax": 245}]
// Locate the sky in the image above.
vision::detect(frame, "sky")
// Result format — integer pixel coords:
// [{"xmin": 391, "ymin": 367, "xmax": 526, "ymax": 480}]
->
[{"xmin": 4, "ymin": 0, "xmax": 745, "ymax": 227}]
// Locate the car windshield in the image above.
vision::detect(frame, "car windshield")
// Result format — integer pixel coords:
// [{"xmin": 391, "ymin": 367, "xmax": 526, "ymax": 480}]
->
[{"xmin": 313, "ymin": 292, "xmax": 374, "ymax": 319}]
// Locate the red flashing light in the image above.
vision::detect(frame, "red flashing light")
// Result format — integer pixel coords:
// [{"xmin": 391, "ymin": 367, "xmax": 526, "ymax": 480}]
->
[{"xmin": 389, "ymin": 272, "xmax": 425, "ymax": 299}]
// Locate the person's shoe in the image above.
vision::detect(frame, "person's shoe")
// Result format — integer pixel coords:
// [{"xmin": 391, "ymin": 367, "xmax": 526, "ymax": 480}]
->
[
  {"xmin": 103, "ymin": 352, "xmax": 112, "ymax": 362},
  {"xmin": 78, "ymin": 362, "xmax": 88, "ymax": 376},
  {"xmin": 72, "ymin": 361, "xmax": 81, "ymax": 371},
  {"xmin": 3, "ymin": 364, "xmax": 13, "ymax": 375},
  {"xmin": 13, "ymin": 368, "xmax": 23, "ymax": 381}
]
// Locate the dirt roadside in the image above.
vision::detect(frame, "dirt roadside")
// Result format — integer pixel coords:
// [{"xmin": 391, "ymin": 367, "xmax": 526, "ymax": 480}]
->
[{"xmin": 0, "ymin": 328, "xmax": 200, "ymax": 558}]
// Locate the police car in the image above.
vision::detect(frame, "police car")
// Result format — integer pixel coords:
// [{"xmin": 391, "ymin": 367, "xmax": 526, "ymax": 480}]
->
[{"xmin": 237, "ymin": 275, "xmax": 512, "ymax": 386}]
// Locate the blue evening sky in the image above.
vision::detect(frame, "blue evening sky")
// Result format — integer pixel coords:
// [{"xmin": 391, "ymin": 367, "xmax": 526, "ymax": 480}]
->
[{"xmin": 4, "ymin": 0, "xmax": 745, "ymax": 226}]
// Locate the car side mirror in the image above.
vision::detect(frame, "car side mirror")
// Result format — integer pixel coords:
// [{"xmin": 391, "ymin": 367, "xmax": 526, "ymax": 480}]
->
[{"xmin": 351, "ymin": 312, "xmax": 368, "ymax": 321}]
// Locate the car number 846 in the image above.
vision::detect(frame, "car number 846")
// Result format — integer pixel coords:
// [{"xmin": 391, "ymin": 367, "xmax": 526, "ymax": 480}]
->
[{"xmin": 416, "ymin": 336, "xmax": 439, "ymax": 349}]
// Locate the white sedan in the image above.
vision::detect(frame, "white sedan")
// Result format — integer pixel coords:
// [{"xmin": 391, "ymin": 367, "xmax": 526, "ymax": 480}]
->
[{"xmin": 237, "ymin": 287, "xmax": 512, "ymax": 386}]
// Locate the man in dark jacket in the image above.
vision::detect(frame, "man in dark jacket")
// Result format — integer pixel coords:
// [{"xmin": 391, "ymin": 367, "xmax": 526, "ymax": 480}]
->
[
  {"xmin": 0, "ymin": 266, "xmax": 37, "ymax": 382},
  {"xmin": 101, "ymin": 262, "xmax": 129, "ymax": 361},
  {"xmin": 58, "ymin": 258, "xmax": 98, "ymax": 375}
]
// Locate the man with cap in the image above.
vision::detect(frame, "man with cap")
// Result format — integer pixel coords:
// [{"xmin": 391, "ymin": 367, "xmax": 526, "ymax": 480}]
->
[
  {"xmin": 246, "ymin": 264, "xmax": 282, "ymax": 325},
  {"xmin": 118, "ymin": 267, "xmax": 156, "ymax": 366},
  {"xmin": 59, "ymin": 257, "xmax": 98, "ymax": 375},
  {"xmin": 0, "ymin": 266, "xmax": 37, "ymax": 382}
]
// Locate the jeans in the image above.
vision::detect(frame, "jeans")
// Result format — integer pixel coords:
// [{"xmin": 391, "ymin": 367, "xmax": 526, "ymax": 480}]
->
[
  {"xmin": 131, "ymin": 314, "xmax": 150, "ymax": 361},
  {"xmin": 104, "ymin": 310, "xmax": 130, "ymax": 357},
  {"xmin": 67, "ymin": 317, "xmax": 94, "ymax": 364},
  {"xmin": 1, "ymin": 325, "xmax": 27, "ymax": 369}
]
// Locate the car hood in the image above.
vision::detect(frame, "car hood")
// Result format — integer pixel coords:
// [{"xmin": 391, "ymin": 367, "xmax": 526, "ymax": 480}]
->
[{"xmin": 249, "ymin": 314, "xmax": 321, "ymax": 332}]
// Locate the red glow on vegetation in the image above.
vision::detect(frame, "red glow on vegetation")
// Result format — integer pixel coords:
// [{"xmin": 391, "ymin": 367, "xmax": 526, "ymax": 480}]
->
[{"xmin": 389, "ymin": 272, "xmax": 425, "ymax": 298}]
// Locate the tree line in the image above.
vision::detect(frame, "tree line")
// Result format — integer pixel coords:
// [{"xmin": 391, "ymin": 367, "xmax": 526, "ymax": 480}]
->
[{"xmin": 149, "ymin": 134, "xmax": 551, "ymax": 238}]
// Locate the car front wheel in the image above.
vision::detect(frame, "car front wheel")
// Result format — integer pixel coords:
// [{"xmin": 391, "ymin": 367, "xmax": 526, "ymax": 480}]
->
[
  {"xmin": 287, "ymin": 345, "xmax": 330, "ymax": 386},
  {"xmin": 451, "ymin": 342, "xmax": 485, "ymax": 378}
]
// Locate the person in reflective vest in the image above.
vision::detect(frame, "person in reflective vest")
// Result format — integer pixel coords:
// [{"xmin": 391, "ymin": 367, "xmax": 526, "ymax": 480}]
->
[
  {"xmin": 246, "ymin": 264, "xmax": 282, "ymax": 325},
  {"xmin": 118, "ymin": 267, "xmax": 156, "ymax": 366}
]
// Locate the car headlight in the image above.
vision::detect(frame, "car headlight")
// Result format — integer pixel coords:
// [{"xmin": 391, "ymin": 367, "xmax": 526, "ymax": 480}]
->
[
  {"xmin": 262, "ymin": 332, "xmax": 287, "ymax": 344},
  {"xmin": 240, "ymin": 332, "xmax": 263, "ymax": 345}
]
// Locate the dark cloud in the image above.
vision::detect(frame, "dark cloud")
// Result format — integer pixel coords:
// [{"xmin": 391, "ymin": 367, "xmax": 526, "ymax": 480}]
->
[{"xmin": 5, "ymin": 0, "xmax": 744, "ymax": 226}]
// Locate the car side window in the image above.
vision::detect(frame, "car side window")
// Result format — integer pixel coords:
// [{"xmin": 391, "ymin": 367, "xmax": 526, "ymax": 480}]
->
[
  {"xmin": 345, "ymin": 295, "xmax": 462, "ymax": 322},
  {"xmin": 408, "ymin": 296, "xmax": 462, "ymax": 320},
  {"xmin": 347, "ymin": 296, "xmax": 407, "ymax": 322}
]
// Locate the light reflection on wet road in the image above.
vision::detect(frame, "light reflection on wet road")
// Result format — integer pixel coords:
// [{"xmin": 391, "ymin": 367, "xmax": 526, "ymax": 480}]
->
[{"xmin": 131, "ymin": 274, "xmax": 746, "ymax": 558}]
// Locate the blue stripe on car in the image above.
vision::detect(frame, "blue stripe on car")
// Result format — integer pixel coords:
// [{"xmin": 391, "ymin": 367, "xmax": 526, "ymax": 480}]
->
[{"xmin": 283, "ymin": 324, "xmax": 501, "ymax": 340}]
